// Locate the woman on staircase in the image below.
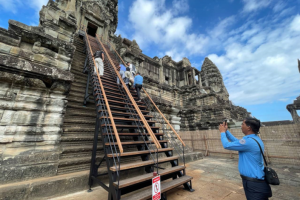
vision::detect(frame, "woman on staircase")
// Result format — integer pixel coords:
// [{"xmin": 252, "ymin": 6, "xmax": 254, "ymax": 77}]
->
[{"xmin": 123, "ymin": 67, "xmax": 131, "ymax": 91}]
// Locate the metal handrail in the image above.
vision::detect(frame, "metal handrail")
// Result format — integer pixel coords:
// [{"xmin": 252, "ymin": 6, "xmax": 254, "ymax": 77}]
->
[
  {"xmin": 84, "ymin": 31, "xmax": 123, "ymax": 153},
  {"xmin": 95, "ymin": 34, "xmax": 162, "ymax": 149},
  {"xmin": 142, "ymin": 88, "xmax": 186, "ymax": 146},
  {"xmin": 83, "ymin": 34, "xmax": 121, "ymax": 197},
  {"xmin": 142, "ymin": 96, "xmax": 186, "ymax": 166},
  {"xmin": 94, "ymin": 37, "xmax": 159, "ymax": 173}
]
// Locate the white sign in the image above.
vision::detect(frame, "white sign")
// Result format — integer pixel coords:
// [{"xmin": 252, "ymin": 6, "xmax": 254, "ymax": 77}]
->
[{"xmin": 152, "ymin": 175, "xmax": 161, "ymax": 200}]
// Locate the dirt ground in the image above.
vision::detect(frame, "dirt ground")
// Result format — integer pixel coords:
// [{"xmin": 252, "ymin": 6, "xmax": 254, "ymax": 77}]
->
[{"xmin": 50, "ymin": 157, "xmax": 300, "ymax": 200}]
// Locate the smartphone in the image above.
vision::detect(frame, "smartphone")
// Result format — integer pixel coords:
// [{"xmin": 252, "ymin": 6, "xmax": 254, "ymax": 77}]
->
[{"xmin": 224, "ymin": 119, "xmax": 227, "ymax": 125}]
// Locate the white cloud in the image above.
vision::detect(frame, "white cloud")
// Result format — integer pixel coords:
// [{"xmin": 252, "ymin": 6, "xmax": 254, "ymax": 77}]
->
[
  {"xmin": 172, "ymin": 0, "xmax": 189, "ymax": 14},
  {"xmin": 242, "ymin": 0, "xmax": 271, "ymax": 13},
  {"xmin": 208, "ymin": 15, "xmax": 300, "ymax": 105},
  {"xmin": 28, "ymin": 0, "xmax": 48, "ymax": 12},
  {"xmin": 273, "ymin": 1, "xmax": 286, "ymax": 12},
  {"xmin": 210, "ymin": 16, "xmax": 236, "ymax": 38},
  {"xmin": 128, "ymin": 0, "xmax": 209, "ymax": 61},
  {"xmin": 0, "ymin": 0, "xmax": 47, "ymax": 15},
  {"xmin": 122, "ymin": 0, "xmax": 300, "ymax": 106},
  {"xmin": 290, "ymin": 14, "xmax": 300, "ymax": 32},
  {"xmin": 279, "ymin": 98, "xmax": 290, "ymax": 102},
  {"xmin": 0, "ymin": 0, "xmax": 22, "ymax": 13}
]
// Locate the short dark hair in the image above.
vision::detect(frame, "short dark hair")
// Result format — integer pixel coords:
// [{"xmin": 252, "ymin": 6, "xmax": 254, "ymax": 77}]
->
[
  {"xmin": 136, "ymin": 72, "xmax": 140, "ymax": 75},
  {"xmin": 244, "ymin": 117, "xmax": 261, "ymax": 134}
]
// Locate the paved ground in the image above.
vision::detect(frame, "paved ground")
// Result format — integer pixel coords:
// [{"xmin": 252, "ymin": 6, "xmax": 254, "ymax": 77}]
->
[{"xmin": 51, "ymin": 157, "xmax": 300, "ymax": 200}]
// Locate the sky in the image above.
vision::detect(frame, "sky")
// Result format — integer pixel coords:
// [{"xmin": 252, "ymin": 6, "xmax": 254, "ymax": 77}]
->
[{"xmin": 0, "ymin": 0, "xmax": 300, "ymax": 122}]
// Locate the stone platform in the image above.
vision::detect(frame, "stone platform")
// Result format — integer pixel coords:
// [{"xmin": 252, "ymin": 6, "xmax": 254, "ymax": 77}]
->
[
  {"xmin": 50, "ymin": 157, "xmax": 300, "ymax": 200},
  {"xmin": 0, "ymin": 152, "xmax": 203, "ymax": 200}
]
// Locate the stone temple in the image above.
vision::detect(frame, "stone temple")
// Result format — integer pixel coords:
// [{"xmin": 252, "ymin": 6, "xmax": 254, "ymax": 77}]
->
[{"xmin": 0, "ymin": 0, "xmax": 250, "ymax": 199}]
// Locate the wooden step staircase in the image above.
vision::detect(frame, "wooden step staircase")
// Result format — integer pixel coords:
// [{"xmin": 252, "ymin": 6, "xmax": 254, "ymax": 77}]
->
[{"xmin": 80, "ymin": 31, "xmax": 194, "ymax": 200}]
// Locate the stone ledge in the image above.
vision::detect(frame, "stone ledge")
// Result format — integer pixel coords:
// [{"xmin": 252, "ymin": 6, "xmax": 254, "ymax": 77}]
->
[{"xmin": 0, "ymin": 170, "xmax": 90, "ymax": 200}]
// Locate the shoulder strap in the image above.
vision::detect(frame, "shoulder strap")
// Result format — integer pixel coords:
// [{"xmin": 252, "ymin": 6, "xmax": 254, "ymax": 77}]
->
[{"xmin": 251, "ymin": 138, "xmax": 268, "ymax": 166}]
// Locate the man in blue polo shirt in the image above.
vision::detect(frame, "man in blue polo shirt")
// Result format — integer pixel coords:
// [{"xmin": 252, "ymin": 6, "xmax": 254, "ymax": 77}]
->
[
  {"xmin": 219, "ymin": 117, "xmax": 272, "ymax": 200},
  {"xmin": 133, "ymin": 72, "xmax": 143, "ymax": 102}
]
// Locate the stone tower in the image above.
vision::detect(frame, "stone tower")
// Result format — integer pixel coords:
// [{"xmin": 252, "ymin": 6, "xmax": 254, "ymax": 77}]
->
[{"xmin": 201, "ymin": 57, "xmax": 229, "ymax": 101}]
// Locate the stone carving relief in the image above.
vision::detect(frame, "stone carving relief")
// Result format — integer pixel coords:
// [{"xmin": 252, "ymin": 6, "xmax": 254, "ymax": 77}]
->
[
  {"xmin": 120, "ymin": 47, "xmax": 127, "ymax": 57},
  {"xmin": 153, "ymin": 56, "xmax": 159, "ymax": 62}
]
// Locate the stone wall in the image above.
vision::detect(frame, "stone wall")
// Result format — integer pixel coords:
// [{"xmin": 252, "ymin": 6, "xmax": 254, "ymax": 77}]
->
[
  {"xmin": 0, "ymin": 0, "xmax": 76, "ymax": 184},
  {"xmin": 179, "ymin": 124, "xmax": 300, "ymax": 166},
  {"xmin": 114, "ymin": 34, "xmax": 251, "ymax": 130},
  {"xmin": 0, "ymin": 78, "xmax": 67, "ymax": 184}
]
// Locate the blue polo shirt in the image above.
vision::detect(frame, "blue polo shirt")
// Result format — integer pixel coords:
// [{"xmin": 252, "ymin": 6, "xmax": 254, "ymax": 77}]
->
[
  {"xmin": 221, "ymin": 130, "xmax": 265, "ymax": 179},
  {"xmin": 120, "ymin": 64, "xmax": 126, "ymax": 71},
  {"xmin": 133, "ymin": 75, "xmax": 143, "ymax": 87}
]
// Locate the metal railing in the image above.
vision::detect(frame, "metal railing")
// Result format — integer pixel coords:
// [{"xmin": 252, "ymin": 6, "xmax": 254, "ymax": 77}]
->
[
  {"xmin": 96, "ymin": 34, "xmax": 162, "ymax": 149},
  {"xmin": 100, "ymin": 34, "xmax": 187, "ymax": 166},
  {"xmin": 142, "ymin": 92, "xmax": 186, "ymax": 165},
  {"xmin": 94, "ymin": 34, "xmax": 159, "ymax": 174},
  {"xmin": 83, "ymin": 32, "xmax": 121, "ymax": 196}
]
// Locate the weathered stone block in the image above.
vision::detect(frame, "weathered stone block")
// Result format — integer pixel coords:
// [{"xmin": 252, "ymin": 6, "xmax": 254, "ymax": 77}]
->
[
  {"xmin": 0, "ymin": 163, "xmax": 58, "ymax": 184},
  {"xmin": 0, "ymin": 110, "xmax": 14, "ymax": 125},
  {"xmin": 42, "ymin": 56, "xmax": 58, "ymax": 67},
  {"xmin": 10, "ymin": 47, "xmax": 20, "ymax": 55},
  {"xmin": 57, "ymin": 60, "xmax": 69, "ymax": 71},
  {"xmin": 58, "ymin": 33, "xmax": 70, "ymax": 42},
  {"xmin": 1, "ymin": 125, "xmax": 61, "ymax": 135},
  {"xmin": 32, "ymin": 54, "xmax": 44, "ymax": 62},
  {"xmin": 0, "ymin": 42, "xmax": 12, "ymax": 54},
  {"xmin": 45, "ymin": 29, "xmax": 59, "ymax": 39}
]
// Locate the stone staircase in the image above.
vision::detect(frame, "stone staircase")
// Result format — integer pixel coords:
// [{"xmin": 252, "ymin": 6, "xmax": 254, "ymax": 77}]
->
[{"xmin": 84, "ymin": 34, "xmax": 194, "ymax": 199}]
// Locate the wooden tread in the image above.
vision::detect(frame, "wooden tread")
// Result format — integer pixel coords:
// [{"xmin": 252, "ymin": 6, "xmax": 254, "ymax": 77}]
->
[
  {"xmin": 94, "ymin": 90, "xmax": 137, "ymax": 99},
  {"xmin": 101, "ymin": 124, "xmax": 159, "ymax": 129},
  {"xmin": 100, "ymin": 116, "xmax": 155, "ymax": 123},
  {"xmin": 97, "ymin": 103, "xmax": 148, "ymax": 111},
  {"xmin": 96, "ymin": 98, "xmax": 147, "ymax": 108},
  {"xmin": 103, "ymin": 132, "xmax": 163, "ymax": 136},
  {"xmin": 103, "ymin": 110, "xmax": 153, "ymax": 118},
  {"xmin": 121, "ymin": 175, "xmax": 193, "ymax": 200},
  {"xmin": 107, "ymin": 148, "xmax": 173, "ymax": 158},
  {"xmin": 98, "ymin": 94, "xmax": 143, "ymax": 104},
  {"xmin": 110, "ymin": 156, "xmax": 179, "ymax": 171},
  {"xmin": 105, "ymin": 140, "xmax": 168, "ymax": 146},
  {"xmin": 113, "ymin": 165, "xmax": 185, "ymax": 188}
]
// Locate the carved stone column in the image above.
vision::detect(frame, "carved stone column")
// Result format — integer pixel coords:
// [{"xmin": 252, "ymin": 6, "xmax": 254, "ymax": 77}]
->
[
  {"xmin": 198, "ymin": 74, "xmax": 202, "ymax": 87},
  {"xmin": 192, "ymin": 68, "xmax": 196, "ymax": 85},
  {"xmin": 159, "ymin": 59, "xmax": 164, "ymax": 84}
]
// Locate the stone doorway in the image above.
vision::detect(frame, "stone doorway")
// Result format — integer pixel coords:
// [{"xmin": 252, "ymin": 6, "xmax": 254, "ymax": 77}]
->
[
  {"xmin": 188, "ymin": 74, "xmax": 192, "ymax": 85},
  {"xmin": 87, "ymin": 22, "xmax": 98, "ymax": 37}
]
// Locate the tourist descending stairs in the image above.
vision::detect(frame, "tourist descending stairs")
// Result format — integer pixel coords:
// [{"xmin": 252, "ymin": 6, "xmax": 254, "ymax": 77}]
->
[{"xmin": 81, "ymin": 28, "xmax": 194, "ymax": 200}]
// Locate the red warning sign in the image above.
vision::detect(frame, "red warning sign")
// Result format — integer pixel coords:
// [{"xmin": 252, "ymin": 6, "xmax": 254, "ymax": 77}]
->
[{"xmin": 152, "ymin": 175, "xmax": 161, "ymax": 200}]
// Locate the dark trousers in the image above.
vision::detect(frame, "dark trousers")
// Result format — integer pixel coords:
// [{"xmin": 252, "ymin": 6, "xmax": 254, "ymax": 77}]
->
[
  {"xmin": 135, "ymin": 84, "xmax": 142, "ymax": 100},
  {"xmin": 126, "ymin": 84, "xmax": 130, "ymax": 90},
  {"xmin": 242, "ymin": 179, "xmax": 272, "ymax": 200}
]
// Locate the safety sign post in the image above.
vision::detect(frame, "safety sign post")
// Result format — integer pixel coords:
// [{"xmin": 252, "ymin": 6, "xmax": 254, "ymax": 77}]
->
[{"xmin": 152, "ymin": 175, "xmax": 161, "ymax": 200}]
